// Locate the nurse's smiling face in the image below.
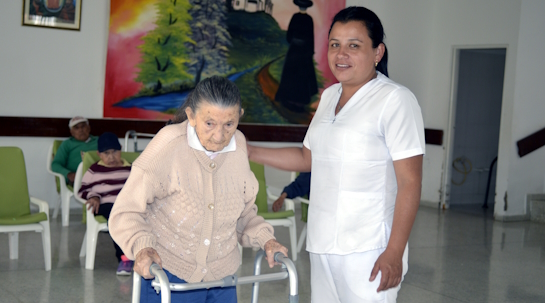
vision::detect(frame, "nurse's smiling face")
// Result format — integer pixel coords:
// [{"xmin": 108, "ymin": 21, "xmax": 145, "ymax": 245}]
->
[{"xmin": 328, "ymin": 21, "xmax": 384, "ymax": 90}]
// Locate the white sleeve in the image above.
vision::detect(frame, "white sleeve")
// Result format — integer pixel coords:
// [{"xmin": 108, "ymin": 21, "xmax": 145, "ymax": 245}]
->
[
  {"xmin": 380, "ymin": 87, "xmax": 426, "ymax": 161},
  {"xmin": 303, "ymin": 121, "xmax": 314, "ymax": 150}
]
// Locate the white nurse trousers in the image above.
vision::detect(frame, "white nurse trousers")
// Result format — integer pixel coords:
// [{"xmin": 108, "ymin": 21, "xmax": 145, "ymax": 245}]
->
[{"xmin": 310, "ymin": 245, "xmax": 408, "ymax": 303}]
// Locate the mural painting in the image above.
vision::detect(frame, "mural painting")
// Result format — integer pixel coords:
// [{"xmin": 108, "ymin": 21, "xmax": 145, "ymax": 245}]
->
[{"xmin": 103, "ymin": 0, "xmax": 345, "ymax": 124}]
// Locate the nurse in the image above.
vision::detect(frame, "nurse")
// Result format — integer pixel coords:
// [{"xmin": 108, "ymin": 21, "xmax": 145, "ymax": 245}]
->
[{"xmin": 248, "ymin": 6, "xmax": 425, "ymax": 303}]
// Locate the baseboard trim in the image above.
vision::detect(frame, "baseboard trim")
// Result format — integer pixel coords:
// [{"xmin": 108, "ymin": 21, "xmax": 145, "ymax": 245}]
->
[
  {"xmin": 420, "ymin": 200, "xmax": 440, "ymax": 209},
  {"xmin": 494, "ymin": 213, "xmax": 530, "ymax": 222}
]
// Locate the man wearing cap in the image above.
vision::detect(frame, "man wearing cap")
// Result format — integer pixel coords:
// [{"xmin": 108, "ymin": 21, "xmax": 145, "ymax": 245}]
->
[
  {"xmin": 51, "ymin": 116, "xmax": 98, "ymax": 186},
  {"xmin": 78, "ymin": 132, "xmax": 134, "ymax": 275}
]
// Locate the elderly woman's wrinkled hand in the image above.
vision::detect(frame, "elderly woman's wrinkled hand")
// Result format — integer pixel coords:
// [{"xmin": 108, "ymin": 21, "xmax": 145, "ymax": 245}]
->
[
  {"xmin": 85, "ymin": 197, "xmax": 100, "ymax": 214},
  {"xmin": 264, "ymin": 239, "xmax": 289, "ymax": 268},
  {"xmin": 134, "ymin": 247, "xmax": 162, "ymax": 279}
]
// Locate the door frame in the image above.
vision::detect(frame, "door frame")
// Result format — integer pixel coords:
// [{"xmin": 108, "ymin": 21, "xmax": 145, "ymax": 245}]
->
[{"xmin": 441, "ymin": 44, "xmax": 508, "ymax": 209}]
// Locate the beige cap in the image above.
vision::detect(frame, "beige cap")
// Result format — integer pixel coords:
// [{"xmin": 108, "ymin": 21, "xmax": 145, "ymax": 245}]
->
[{"xmin": 68, "ymin": 116, "xmax": 89, "ymax": 129}]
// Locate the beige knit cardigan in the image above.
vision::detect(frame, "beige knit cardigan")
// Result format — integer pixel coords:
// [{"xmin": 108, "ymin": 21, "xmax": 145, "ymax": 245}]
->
[{"xmin": 109, "ymin": 121, "xmax": 275, "ymax": 283}]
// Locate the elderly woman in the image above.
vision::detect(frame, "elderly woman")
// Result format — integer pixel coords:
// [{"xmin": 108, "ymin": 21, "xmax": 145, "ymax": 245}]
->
[
  {"xmin": 249, "ymin": 6, "xmax": 425, "ymax": 303},
  {"xmin": 110, "ymin": 76, "xmax": 288, "ymax": 303}
]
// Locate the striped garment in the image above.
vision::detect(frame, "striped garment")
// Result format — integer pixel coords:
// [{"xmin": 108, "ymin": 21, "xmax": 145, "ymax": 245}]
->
[{"xmin": 78, "ymin": 160, "xmax": 131, "ymax": 204}]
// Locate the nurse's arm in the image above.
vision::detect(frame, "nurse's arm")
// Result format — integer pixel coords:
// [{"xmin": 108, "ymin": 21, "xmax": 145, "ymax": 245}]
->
[
  {"xmin": 247, "ymin": 145, "xmax": 312, "ymax": 172},
  {"xmin": 369, "ymin": 154, "xmax": 423, "ymax": 292}
]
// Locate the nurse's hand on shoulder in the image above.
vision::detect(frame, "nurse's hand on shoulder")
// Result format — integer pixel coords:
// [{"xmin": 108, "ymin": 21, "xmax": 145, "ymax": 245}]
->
[
  {"xmin": 369, "ymin": 248, "xmax": 403, "ymax": 292},
  {"xmin": 264, "ymin": 239, "xmax": 289, "ymax": 268},
  {"xmin": 134, "ymin": 247, "xmax": 163, "ymax": 279}
]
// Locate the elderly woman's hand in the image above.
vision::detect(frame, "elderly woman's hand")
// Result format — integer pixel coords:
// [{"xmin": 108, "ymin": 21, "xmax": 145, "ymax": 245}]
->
[
  {"xmin": 85, "ymin": 197, "xmax": 100, "ymax": 214},
  {"xmin": 263, "ymin": 239, "xmax": 289, "ymax": 268},
  {"xmin": 134, "ymin": 247, "xmax": 162, "ymax": 279}
]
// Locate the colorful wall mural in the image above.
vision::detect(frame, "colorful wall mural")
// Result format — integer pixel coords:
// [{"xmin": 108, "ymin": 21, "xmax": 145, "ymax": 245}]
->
[{"xmin": 103, "ymin": 0, "xmax": 345, "ymax": 124}]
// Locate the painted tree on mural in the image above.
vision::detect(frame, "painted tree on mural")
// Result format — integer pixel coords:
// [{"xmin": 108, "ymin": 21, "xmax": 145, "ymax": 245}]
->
[
  {"xmin": 186, "ymin": 0, "xmax": 232, "ymax": 85},
  {"xmin": 136, "ymin": 0, "xmax": 193, "ymax": 92}
]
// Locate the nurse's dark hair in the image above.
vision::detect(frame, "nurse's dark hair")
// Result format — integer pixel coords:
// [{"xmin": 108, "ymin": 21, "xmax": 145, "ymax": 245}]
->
[
  {"xmin": 329, "ymin": 6, "xmax": 389, "ymax": 77},
  {"xmin": 171, "ymin": 75, "xmax": 242, "ymax": 123}
]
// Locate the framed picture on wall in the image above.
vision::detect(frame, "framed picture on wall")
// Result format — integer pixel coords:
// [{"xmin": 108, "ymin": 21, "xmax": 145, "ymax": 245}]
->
[{"xmin": 22, "ymin": 0, "xmax": 82, "ymax": 31}]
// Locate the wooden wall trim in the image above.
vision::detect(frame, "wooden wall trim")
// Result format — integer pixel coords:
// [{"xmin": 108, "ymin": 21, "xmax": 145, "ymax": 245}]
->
[
  {"xmin": 517, "ymin": 127, "xmax": 545, "ymax": 157},
  {"xmin": 0, "ymin": 116, "xmax": 443, "ymax": 145},
  {"xmin": 424, "ymin": 128, "xmax": 443, "ymax": 146}
]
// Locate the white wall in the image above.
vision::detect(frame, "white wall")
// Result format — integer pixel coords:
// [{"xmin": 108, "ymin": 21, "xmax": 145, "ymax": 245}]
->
[
  {"xmin": 500, "ymin": 0, "xmax": 545, "ymax": 219},
  {"xmin": 0, "ymin": 1, "xmax": 110, "ymax": 211},
  {"xmin": 0, "ymin": 1, "xmax": 109, "ymax": 118},
  {"xmin": 2, "ymin": 0, "xmax": 544, "ymax": 220},
  {"xmin": 346, "ymin": 0, "xmax": 544, "ymax": 220}
]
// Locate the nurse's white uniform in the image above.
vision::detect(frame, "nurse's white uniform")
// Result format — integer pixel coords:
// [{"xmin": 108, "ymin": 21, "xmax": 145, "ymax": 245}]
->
[{"xmin": 303, "ymin": 72, "xmax": 425, "ymax": 303}]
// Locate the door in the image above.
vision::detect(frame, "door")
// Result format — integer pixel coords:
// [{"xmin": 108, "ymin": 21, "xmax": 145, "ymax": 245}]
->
[{"xmin": 442, "ymin": 48, "xmax": 506, "ymax": 213}]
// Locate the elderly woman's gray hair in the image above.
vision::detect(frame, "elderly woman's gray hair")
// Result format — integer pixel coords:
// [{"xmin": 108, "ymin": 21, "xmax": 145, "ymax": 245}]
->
[{"xmin": 171, "ymin": 76, "xmax": 242, "ymax": 124}]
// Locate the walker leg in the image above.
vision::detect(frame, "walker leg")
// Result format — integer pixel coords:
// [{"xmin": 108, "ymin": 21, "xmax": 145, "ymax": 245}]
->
[{"xmin": 251, "ymin": 250, "xmax": 266, "ymax": 303}]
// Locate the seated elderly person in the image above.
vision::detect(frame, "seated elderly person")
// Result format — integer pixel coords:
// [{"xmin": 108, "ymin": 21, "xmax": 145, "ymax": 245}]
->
[
  {"xmin": 77, "ymin": 132, "xmax": 133, "ymax": 275},
  {"xmin": 51, "ymin": 116, "xmax": 98, "ymax": 186},
  {"xmin": 272, "ymin": 172, "xmax": 311, "ymax": 212},
  {"xmin": 110, "ymin": 76, "xmax": 288, "ymax": 303}
]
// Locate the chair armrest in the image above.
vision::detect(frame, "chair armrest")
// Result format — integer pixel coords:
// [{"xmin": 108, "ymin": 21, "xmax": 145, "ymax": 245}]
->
[
  {"xmin": 283, "ymin": 197, "xmax": 295, "ymax": 211},
  {"xmin": 46, "ymin": 143, "xmax": 62, "ymax": 177},
  {"xmin": 266, "ymin": 186, "xmax": 284, "ymax": 198},
  {"xmin": 73, "ymin": 163, "xmax": 86, "ymax": 205},
  {"xmin": 48, "ymin": 170, "xmax": 70, "ymax": 190},
  {"xmin": 30, "ymin": 196, "xmax": 50, "ymax": 216},
  {"xmin": 46, "ymin": 160, "xmax": 71, "ymax": 193},
  {"xmin": 266, "ymin": 187, "xmax": 280, "ymax": 201},
  {"xmin": 46, "ymin": 142, "xmax": 73, "ymax": 193},
  {"xmin": 46, "ymin": 160, "xmax": 67, "ymax": 181},
  {"xmin": 296, "ymin": 197, "xmax": 309, "ymax": 205},
  {"xmin": 266, "ymin": 188, "xmax": 295, "ymax": 211},
  {"xmin": 74, "ymin": 194, "xmax": 87, "ymax": 205}
]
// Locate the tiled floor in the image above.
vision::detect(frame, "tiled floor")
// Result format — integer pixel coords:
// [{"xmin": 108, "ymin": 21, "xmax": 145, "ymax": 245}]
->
[{"xmin": 1, "ymin": 204, "xmax": 545, "ymax": 303}]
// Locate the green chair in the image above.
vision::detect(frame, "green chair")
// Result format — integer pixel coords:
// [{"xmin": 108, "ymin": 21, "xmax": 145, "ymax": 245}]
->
[
  {"xmin": 46, "ymin": 140, "xmax": 74, "ymax": 227},
  {"xmin": 73, "ymin": 150, "xmax": 140, "ymax": 270},
  {"xmin": 295, "ymin": 196, "xmax": 309, "ymax": 253},
  {"xmin": 0, "ymin": 147, "xmax": 51, "ymax": 271},
  {"xmin": 249, "ymin": 161, "xmax": 298, "ymax": 261},
  {"xmin": 284, "ymin": 171, "xmax": 310, "ymax": 254}
]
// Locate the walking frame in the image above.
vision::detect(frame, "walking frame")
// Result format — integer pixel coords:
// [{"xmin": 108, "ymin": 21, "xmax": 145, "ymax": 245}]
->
[{"xmin": 132, "ymin": 250, "xmax": 299, "ymax": 303}]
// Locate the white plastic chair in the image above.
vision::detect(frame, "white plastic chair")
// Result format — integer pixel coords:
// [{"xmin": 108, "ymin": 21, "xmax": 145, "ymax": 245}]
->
[
  {"xmin": 124, "ymin": 130, "xmax": 155, "ymax": 152},
  {"xmin": 73, "ymin": 161, "xmax": 108, "ymax": 270},
  {"xmin": 295, "ymin": 197, "xmax": 309, "ymax": 253},
  {"xmin": 1, "ymin": 147, "xmax": 52, "ymax": 271},
  {"xmin": 250, "ymin": 162, "xmax": 298, "ymax": 261},
  {"xmin": 46, "ymin": 141, "xmax": 74, "ymax": 227},
  {"xmin": 264, "ymin": 189, "xmax": 298, "ymax": 261},
  {"xmin": 73, "ymin": 150, "xmax": 140, "ymax": 270},
  {"xmin": 271, "ymin": 171, "xmax": 310, "ymax": 254}
]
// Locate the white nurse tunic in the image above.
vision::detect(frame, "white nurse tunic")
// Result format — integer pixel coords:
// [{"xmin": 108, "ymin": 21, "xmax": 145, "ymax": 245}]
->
[{"xmin": 303, "ymin": 72, "xmax": 425, "ymax": 255}]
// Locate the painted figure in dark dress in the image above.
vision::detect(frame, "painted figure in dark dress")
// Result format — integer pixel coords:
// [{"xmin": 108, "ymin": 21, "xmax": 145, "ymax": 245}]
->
[{"xmin": 275, "ymin": 0, "xmax": 318, "ymax": 113}]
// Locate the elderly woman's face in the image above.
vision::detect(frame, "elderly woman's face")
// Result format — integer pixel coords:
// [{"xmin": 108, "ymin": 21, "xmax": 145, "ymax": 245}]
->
[
  {"xmin": 328, "ymin": 21, "xmax": 383, "ymax": 88},
  {"xmin": 98, "ymin": 149, "xmax": 123, "ymax": 167},
  {"xmin": 186, "ymin": 101, "xmax": 242, "ymax": 152}
]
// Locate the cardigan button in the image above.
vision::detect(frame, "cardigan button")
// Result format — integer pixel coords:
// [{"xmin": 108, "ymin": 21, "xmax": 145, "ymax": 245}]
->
[
  {"xmin": 204, "ymin": 239, "xmax": 210, "ymax": 246},
  {"xmin": 209, "ymin": 162, "xmax": 216, "ymax": 169},
  {"xmin": 208, "ymin": 204, "xmax": 214, "ymax": 210}
]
